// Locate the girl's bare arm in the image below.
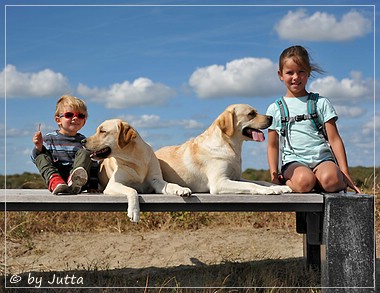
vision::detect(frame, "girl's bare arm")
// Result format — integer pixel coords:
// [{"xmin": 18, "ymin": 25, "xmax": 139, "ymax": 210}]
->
[{"xmin": 325, "ymin": 120, "xmax": 361, "ymax": 193}]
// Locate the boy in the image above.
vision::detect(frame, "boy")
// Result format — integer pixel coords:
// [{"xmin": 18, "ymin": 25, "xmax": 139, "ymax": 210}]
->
[{"xmin": 32, "ymin": 95, "xmax": 92, "ymax": 194}]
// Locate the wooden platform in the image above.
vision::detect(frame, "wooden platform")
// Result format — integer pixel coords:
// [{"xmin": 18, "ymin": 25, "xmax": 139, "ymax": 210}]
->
[{"xmin": 0, "ymin": 189, "xmax": 324, "ymax": 212}]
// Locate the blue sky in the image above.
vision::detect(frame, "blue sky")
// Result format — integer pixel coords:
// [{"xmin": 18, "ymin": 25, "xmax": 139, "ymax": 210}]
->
[{"xmin": 1, "ymin": 1, "xmax": 378, "ymax": 175}]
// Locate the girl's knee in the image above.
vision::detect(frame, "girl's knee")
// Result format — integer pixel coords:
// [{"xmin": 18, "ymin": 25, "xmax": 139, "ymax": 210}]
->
[
  {"xmin": 295, "ymin": 176, "xmax": 316, "ymax": 192},
  {"xmin": 315, "ymin": 164, "xmax": 345, "ymax": 192},
  {"xmin": 318, "ymin": 174, "xmax": 345, "ymax": 192},
  {"xmin": 288, "ymin": 172, "xmax": 316, "ymax": 193}
]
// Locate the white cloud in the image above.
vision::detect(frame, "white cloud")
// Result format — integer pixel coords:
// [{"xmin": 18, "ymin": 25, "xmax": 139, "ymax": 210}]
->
[
  {"xmin": 77, "ymin": 78, "xmax": 176, "ymax": 109},
  {"xmin": 0, "ymin": 65, "xmax": 71, "ymax": 98},
  {"xmin": 188, "ymin": 58, "xmax": 282, "ymax": 99},
  {"xmin": 275, "ymin": 9, "xmax": 372, "ymax": 41},
  {"xmin": 121, "ymin": 114, "xmax": 204, "ymax": 130},
  {"xmin": 2, "ymin": 124, "xmax": 32, "ymax": 137},
  {"xmin": 334, "ymin": 105, "xmax": 365, "ymax": 118},
  {"xmin": 362, "ymin": 114, "xmax": 379, "ymax": 136},
  {"xmin": 309, "ymin": 71, "xmax": 373, "ymax": 103}
]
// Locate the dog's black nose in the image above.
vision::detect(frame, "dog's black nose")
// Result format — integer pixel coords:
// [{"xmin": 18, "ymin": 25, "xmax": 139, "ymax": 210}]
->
[{"xmin": 267, "ymin": 115, "xmax": 273, "ymax": 124}]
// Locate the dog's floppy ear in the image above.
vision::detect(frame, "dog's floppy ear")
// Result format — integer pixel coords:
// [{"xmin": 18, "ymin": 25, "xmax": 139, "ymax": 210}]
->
[
  {"xmin": 216, "ymin": 110, "xmax": 234, "ymax": 137},
  {"xmin": 117, "ymin": 121, "xmax": 137, "ymax": 149}
]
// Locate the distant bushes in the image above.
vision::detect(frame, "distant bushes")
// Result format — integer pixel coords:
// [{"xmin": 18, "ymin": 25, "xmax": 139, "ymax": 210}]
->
[
  {"xmin": 0, "ymin": 172, "xmax": 46, "ymax": 189},
  {"xmin": 1, "ymin": 167, "xmax": 378, "ymax": 192}
]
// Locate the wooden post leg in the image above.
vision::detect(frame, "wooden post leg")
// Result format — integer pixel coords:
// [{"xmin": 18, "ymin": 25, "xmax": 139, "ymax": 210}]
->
[
  {"xmin": 303, "ymin": 235, "xmax": 321, "ymax": 269},
  {"xmin": 306, "ymin": 212, "xmax": 322, "ymax": 270},
  {"xmin": 297, "ymin": 212, "xmax": 322, "ymax": 270}
]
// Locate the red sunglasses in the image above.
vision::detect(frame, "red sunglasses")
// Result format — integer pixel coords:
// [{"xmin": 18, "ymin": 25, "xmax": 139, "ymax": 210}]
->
[{"xmin": 59, "ymin": 112, "xmax": 86, "ymax": 119}]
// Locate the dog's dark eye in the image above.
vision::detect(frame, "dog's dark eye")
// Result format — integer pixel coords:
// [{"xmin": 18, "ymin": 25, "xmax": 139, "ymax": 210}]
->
[{"xmin": 248, "ymin": 111, "xmax": 256, "ymax": 118}]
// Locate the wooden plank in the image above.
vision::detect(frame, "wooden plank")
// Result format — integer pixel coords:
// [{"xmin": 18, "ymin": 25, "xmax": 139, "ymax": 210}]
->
[{"xmin": 0, "ymin": 189, "xmax": 324, "ymax": 212}]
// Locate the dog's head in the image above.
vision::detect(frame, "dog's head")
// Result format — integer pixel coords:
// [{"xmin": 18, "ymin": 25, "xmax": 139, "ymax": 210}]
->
[
  {"xmin": 216, "ymin": 104, "xmax": 272, "ymax": 142},
  {"xmin": 83, "ymin": 119, "xmax": 137, "ymax": 160}
]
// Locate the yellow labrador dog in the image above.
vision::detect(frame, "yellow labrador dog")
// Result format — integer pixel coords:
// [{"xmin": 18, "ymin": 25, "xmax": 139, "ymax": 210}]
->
[
  {"xmin": 156, "ymin": 104, "xmax": 292, "ymax": 195},
  {"xmin": 83, "ymin": 119, "xmax": 192, "ymax": 222}
]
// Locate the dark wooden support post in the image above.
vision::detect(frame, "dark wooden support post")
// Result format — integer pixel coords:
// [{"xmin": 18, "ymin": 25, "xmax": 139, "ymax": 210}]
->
[{"xmin": 296, "ymin": 211, "xmax": 322, "ymax": 270}]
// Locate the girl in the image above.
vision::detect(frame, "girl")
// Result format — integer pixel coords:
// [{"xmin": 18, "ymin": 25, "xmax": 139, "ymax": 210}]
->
[{"xmin": 266, "ymin": 45, "xmax": 360, "ymax": 193}]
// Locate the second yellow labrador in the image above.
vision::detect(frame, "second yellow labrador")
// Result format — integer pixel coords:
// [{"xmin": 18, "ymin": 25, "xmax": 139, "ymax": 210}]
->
[
  {"xmin": 83, "ymin": 119, "xmax": 192, "ymax": 222},
  {"xmin": 155, "ymin": 104, "xmax": 292, "ymax": 195}
]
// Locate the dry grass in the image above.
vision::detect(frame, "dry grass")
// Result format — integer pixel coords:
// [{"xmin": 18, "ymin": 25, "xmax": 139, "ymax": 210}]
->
[{"xmin": 2, "ymin": 210, "xmax": 297, "ymax": 240}]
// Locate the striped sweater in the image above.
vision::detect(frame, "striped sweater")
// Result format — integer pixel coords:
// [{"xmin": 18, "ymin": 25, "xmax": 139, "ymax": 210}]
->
[{"xmin": 32, "ymin": 130, "xmax": 86, "ymax": 166}]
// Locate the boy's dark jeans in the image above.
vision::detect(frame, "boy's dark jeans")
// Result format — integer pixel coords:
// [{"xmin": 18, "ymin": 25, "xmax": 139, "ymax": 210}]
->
[{"xmin": 34, "ymin": 148, "xmax": 94, "ymax": 188}]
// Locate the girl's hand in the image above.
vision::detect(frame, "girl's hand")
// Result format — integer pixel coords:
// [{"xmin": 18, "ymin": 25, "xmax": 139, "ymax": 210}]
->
[
  {"xmin": 271, "ymin": 171, "xmax": 284, "ymax": 185},
  {"xmin": 352, "ymin": 185, "xmax": 361, "ymax": 194},
  {"xmin": 347, "ymin": 180, "xmax": 361, "ymax": 194},
  {"xmin": 33, "ymin": 131, "xmax": 43, "ymax": 151},
  {"xmin": 342, "ymin": 172, "xmax": 361, "ymax": 193},
  {"xmin": 272, "ymin": 177, "xmax": 281, "ymax": 185},
  {"xmin": 277, "ymin": 174, "xmax": 286, "ymax": 185}
]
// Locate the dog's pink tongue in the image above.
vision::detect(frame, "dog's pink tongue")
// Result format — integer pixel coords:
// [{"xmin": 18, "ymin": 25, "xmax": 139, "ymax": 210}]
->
[{"xmin": 252, "ymin": 130, "xmax": 265, "ymax": 142}]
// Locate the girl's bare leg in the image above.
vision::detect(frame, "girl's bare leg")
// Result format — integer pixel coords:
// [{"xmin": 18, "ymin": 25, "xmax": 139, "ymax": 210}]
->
[
  {"xmin": 313, "ymin": 161, "xmax": 346, "ymax": 192},
  {"xmin": 283, "ymin": 163, "xmax": 316, "ymax": 193}
]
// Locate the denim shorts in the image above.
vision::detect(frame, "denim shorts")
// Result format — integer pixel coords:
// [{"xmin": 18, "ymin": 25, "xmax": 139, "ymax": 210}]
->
[{"xmin": 281, "ymin": 159, "xmax": 335, "ymax": 177}]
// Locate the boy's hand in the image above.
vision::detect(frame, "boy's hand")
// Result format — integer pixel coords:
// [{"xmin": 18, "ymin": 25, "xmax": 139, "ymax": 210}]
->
[{"xmin": 33, "ymin": 130, "xmax": 43, "ymax": 151}]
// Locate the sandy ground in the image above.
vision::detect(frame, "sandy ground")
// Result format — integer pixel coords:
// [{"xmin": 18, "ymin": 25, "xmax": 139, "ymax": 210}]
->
[
  {"xmin": 1, "ymin": 227, "xmax": 380, "ymax": 292},
  {"xmin": 4, "ymin": 227, "xmax": 303, "ymax": 273}
]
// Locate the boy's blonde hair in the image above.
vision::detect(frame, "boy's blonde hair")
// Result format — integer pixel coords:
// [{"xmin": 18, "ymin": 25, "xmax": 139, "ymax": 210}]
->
[{"xmin": 55, "ymin": 95, "xmax": 88, "ymax": 118}]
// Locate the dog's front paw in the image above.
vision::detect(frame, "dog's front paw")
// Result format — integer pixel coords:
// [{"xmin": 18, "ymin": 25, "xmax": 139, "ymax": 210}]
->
[
  {"xmin": 127, "ymin": 192, "xmax": 140, "ymax": 222},
  {"xmin": 127, "ymin": 206, "xmax": 140, "ymax": 223},
  {"xmin": 252, "ymin": 185, "xmax": 292, "ymax": 195},
  {"xmin": 272, "ymin": 185, "xmax": 292, "ymax": 194},
  {"xmin": 176, "ymin": 186, "xmax": 192, "ymax": 197},
  {"xmin": 277, "ymin": 185, "xmax": 293, "ymax": 193},
  {"xmin": 165, "ymin": 183, "xmax": 192, "ymax": 197},
  {"xmin": 174, "ymin": 186, "xmax": 191, "ymax": 197}
]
